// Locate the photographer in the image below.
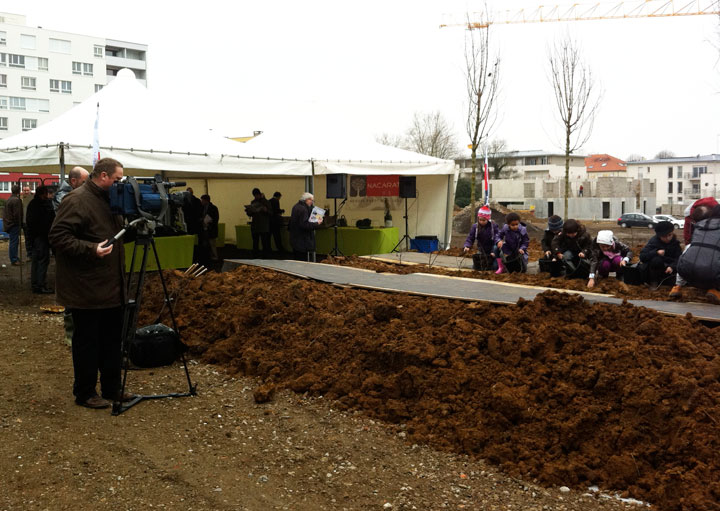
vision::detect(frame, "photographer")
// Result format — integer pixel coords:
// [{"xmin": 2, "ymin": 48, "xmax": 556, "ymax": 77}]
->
[
  {"xmin": 53, "ymin": 166, "xmax": 90, "ymax": 211},
  {"xmin": 246, "ymin": 188, "xmax": 271, "ymax": 258},
  {"xmin": 49, "ymin": 158, "xmax": 134, "ymax": 409}
]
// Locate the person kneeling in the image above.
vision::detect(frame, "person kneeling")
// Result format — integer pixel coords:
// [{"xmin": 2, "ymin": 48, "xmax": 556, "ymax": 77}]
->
[
  {"xmin": 496, "ymin": 212, "xmax": 529, "ymax": 274},
  {"xmin": 677, "ymin": 205, "xmax": 720, "ymax": 303},
  {"xmin": 551, "ymin": 219, "xmax": 592, "ymax": 279},
  {"xmin": 463, "ymin": 205, "xmax": 500, "ymax": 271},
  {"xmin": 639, "ymin": 221, "xmax": 681, "ymax": 287},
  {"xmin": 587, "ymin": 230, "xmax": 632, "ymax": 289}
]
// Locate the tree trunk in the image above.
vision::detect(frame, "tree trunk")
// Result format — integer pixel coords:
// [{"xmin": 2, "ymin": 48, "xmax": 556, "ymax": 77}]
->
[
  {"xmin": 564, "ymin": 126, "xmax": 571, "ymax": 217},
  {"xmin": 470, "ymin": 150, "xmax": 477, "ymax": 215}
]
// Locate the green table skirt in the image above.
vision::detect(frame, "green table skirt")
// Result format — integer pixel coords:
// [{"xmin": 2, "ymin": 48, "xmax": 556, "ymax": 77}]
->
[
  {"xmin": 192, "ymin": 223, "xmax": 225, "ymax": 248},
  {"xmin": 124, "ymin": 235, "xmax": 195, "ymax": 272},
  {"xmin": 234, "ymin": 225, "xmax": 398, "ymax": 256}
]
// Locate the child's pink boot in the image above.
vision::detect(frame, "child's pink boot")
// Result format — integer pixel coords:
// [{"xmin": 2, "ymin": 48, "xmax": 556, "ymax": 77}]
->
[{"xmin": 495, "ymin": 258, "xmax": 505, "ymax": 274}]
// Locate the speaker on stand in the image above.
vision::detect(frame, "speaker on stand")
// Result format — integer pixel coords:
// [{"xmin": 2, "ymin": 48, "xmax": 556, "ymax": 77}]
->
[
  {"xmin": 326, "ymin": 174, "xmax": 347, "ymax": 256},
  {"xmin": 392, "ymin": 176, "xmax": 416, "ymax": 252}
]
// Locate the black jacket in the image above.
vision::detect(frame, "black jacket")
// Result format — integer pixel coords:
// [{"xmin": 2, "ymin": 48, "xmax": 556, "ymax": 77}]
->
[
  {"xmin": 541, "ymin": 229, "xmax": 557, "ymax": 254},
  {"xmin": 678, "ymin": 217, "xmax": 720, "ymax": 289},
  {"xmin": 247, "ymin": 196, "xmax": 271, "ymax": 233},
  {"xmin": 551, "ymin": 226, "xmax": 593, "ymax": 258},
  {"xmin": 202, "ymin": 202, "xmax": 219, "ymax": 239},
  {"xmin": 639, "ymin": 234, "xmax": 682, "ymax": 270},
  {"xmin": 26, "ymin": 197, "xmax": 55, "ymax": 239},
  {"xmin": 289, "ymin": 200, "xmax": 320, "ymax": 252}
]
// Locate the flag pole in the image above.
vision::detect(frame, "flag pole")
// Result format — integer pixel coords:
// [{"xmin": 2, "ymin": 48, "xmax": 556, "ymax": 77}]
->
[{"xmin": 92, "ymin": 102, "xmax": 100, "ymax": 168}]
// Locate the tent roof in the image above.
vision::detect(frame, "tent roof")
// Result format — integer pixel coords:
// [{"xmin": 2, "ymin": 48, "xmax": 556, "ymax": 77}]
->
[{"xmin": 0, "ymin": 69, "xmax": 455, "ymax": 176}]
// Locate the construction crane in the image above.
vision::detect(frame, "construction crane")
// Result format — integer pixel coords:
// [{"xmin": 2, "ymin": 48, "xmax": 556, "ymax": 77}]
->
[{"xmin": 440, "ymin": 0, "xmax": 720, "ymax": 29}]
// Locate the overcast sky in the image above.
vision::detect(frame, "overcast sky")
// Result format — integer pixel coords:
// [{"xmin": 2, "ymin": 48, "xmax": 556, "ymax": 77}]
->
[{"xmin": 5, "ymin": 0, "xmax": 719, "ymax": 160}]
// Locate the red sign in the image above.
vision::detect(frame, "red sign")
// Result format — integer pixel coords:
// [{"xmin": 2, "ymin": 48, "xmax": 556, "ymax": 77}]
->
[{"xmin": 365, "ymin": 175, "xmax": 399, "ymax": 197}]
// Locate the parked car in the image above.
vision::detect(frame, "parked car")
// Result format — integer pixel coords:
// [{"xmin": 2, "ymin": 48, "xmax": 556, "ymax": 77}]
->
[
  {"xmin": 652, "ymin": 214, "xmax": 684, "ymax": 229},
  {"xmin": 617, "ymin": 213, "xmax": 656, "ymax": 228}
]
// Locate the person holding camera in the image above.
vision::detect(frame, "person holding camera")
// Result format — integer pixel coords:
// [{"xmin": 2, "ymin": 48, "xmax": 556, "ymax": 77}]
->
[{"xmin": 49, "ymin": 158, "xmax": 135, "ymax": 409}]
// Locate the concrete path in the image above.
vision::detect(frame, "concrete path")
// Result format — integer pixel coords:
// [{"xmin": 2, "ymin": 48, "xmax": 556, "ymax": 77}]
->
[{"xmin": 222, "ymin": 259, "xmax": 720, "ymax": 322}]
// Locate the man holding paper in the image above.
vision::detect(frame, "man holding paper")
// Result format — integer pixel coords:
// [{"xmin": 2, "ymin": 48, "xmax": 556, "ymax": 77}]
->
[{"xmin": 289, "ymin": 192, "xmax": 323, "ymax": 261}]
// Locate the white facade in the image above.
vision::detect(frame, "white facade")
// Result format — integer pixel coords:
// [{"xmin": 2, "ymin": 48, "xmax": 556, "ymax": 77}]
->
[
  {"xmin": 0, "ymin": 12, "xmax": 147, "ymax": 139},
  {"xmin": 627, "ymin": 154, "xmax": 720, "ymax": 208},
  {"xmin": 457, "ymin": 150, "xmax": 587, "ymax": 179}
]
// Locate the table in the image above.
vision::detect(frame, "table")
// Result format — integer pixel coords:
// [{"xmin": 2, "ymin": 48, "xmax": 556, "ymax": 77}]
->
[
  {"xmin": 234, "ymin": 225, "xmax": 399, "ymax": 256},
  {"xmin": 124, "ymin": 234, "xmax": 195, "ymax": 272}
]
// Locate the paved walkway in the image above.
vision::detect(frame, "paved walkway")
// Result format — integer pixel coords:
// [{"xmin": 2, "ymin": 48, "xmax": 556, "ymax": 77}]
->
[{"xmin": 222, "ymin": 259, "xmax": 720, "ymax": 322}]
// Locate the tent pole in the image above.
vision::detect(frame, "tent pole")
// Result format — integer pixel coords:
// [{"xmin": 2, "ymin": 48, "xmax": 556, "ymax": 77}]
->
[
  {"xmin": 59, "ymin": 143, "xmax": 66, "ymax": 183},
  {"xmin": 309, "ymin": 160, "xmax": 316, "ymax": 262}
]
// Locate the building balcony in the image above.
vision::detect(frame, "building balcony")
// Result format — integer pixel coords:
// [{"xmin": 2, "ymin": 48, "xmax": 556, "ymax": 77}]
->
[{"xmin": 106, "ymin": 55, "xmax": 147, "ymax": 71}]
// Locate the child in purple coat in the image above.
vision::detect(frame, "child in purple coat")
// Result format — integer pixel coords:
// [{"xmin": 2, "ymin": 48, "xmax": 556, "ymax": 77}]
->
[
  {"xmin": 497, "ymin": 212, "xmax": 530, "ymax": 273},
  {"xmin": 463, "ymin": 205, "xmax": 500, "ymax": 270}
]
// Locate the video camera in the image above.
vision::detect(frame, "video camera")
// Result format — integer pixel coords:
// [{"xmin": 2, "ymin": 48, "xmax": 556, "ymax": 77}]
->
[{"xmin": 109, "ymin": 175, "xmax": 187, "ymax": 223}]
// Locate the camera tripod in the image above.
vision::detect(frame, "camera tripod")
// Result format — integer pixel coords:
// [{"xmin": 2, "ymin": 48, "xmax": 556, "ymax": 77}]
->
[
  {"xmin": 330, "ymin": 197, "xmax": 346, "ymax": 257},
  {"xmin": 109, "ymin": 218, "xmax": 197, "ymax": 415},
  {"xmin": 391, "ymin": 197, "xmax": 411, "ymax": 253}
]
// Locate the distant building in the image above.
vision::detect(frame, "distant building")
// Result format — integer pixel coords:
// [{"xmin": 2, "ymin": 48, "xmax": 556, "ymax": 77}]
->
[
  {"xmin": 457, "ymin": 150, "xmax": 587, "ymax": 180},
  {"xmin": 626, "ymin": 154, "xmax": 720, "ymax": 209},
  {"xmin": 585, "ymin": 154, "xmax": 627, "ymax": 177},
  {"xmin": 0, "ymin": 11, "xmax": 147, "ymax": 140}
]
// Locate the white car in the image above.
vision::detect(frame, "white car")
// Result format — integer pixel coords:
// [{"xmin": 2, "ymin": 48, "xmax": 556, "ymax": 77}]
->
[{"xmin": 652, "ymin": 214, "xmax": 684, "ymax": 229}]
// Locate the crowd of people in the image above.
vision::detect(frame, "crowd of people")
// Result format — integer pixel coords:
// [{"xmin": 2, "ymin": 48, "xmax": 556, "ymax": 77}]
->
[{"xmin": 463, "ymin": 198, "xmax": 720, "ymax": 302}]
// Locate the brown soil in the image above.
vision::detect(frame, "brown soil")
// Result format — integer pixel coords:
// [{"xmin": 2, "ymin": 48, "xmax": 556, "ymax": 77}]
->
[
  {"xmin": 323, "ymin": 255, "xmax": 710, "ymax": 303},
  {"xmin": 139, "ymin": 267, "xmax": 720, "ymax": 511}
]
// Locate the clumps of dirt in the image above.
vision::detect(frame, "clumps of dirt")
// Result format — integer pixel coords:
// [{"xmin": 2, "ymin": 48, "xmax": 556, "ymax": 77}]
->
[
  {"xmin": 142, "ymin": 267, "xmax": 720, "ymax": 511},
  {"xmin": 322, "ymin": 255, "xmax": 709, "ymax": 303}
]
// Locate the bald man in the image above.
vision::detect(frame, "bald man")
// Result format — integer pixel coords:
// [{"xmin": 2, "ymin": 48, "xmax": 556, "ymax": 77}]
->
[{"xmin": 53, "ymin": 166, "xmax": 90, "ymax": 211}]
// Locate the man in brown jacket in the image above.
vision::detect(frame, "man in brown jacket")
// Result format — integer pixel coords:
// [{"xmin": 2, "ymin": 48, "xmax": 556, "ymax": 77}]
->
[{"xmin": 49, "ymin": 158, "xmax": 133, "ymax": 409}]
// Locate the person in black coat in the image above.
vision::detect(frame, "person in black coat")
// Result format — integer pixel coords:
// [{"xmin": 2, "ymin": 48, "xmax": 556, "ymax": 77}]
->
[
  {"xmin": 26, "ymin": 185, "xmax": 56, "ymax": 293},
  {"xmin": 199, "ymin": 194, "xmax": 220, "ymax": 265},
  {"xmin": 639, "ymin": 221, "xmax": 682, "ymax": 286},
  {"xmin": 268, "ymin": 191, "xmax": 285, "ymax": 253},
  {"xmin": 288, "ymin": 192, "xmax": 323, "ymax": 261}
]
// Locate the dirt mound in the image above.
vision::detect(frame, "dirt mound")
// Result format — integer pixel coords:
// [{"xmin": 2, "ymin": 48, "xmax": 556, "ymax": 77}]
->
[
  {"xmin": 143, "ymin": 267, "xmax": 720, "ymax": 511},
  {"xmin": 322, "ymin": 255, "xmax": 710, "ymax": 303}
]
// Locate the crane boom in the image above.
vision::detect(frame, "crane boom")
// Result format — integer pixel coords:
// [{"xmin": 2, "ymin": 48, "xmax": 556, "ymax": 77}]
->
[{"xmin": 441, "ymin": 0, "xmax": 720, "ymax": 29}]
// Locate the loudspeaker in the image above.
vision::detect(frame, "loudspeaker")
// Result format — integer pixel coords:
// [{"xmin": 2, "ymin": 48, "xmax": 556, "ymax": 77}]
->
[
  {"xmin": 326, "ymin": 174, "xmax": 347, "ymax": 199},
  {"xmin": 399, "ymin": 176, "xmax": 416, "ymax": 198}
]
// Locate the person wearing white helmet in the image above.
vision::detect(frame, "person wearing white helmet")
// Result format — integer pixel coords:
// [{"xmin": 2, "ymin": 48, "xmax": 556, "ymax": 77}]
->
[{"xmin": 587, "ymin": 229, "xmax": 632, "ymax": 289}]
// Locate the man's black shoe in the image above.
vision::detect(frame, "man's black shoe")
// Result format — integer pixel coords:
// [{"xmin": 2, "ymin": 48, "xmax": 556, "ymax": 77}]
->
[
  {"xmin": 76, "ymin": 395, "xmax": 111, "ymax": 409},
  {"xmin": 32, "ymin": 287, "xmax": 54, "ymax": 294}
]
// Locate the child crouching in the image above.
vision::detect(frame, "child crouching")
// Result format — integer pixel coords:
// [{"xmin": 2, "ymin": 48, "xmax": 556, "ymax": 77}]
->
[
  {"xmin": 497, "ymin": 212, "xmax": 529, "ymax": 274},
  {"xmin": 463, "ymin": 205, "xmax": 500, "ymax": 271},
  {"xmin": 587, "ymin": 230, "xmax": 632, "ymax": 289}
]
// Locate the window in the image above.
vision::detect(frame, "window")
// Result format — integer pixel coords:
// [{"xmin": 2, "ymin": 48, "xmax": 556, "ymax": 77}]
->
[
  {"xmin": 94, "ymin": 84, "xmax": 103, "ymax": 93},
  {"xmin": 72, "ymin": 61, "xmax": 82, "ymax": 74},
  {"xmin": 20, "ymin": 34, "xmax": 36, "ymax": 50},
  {"xmin": 540, "ymin": 156, "xmax": 548, "ymax": 165},
  {"xmin": 0, "ymin": 117, "xmax": 6, "ymax": 130},
  {"xmin": 0, "ymin": 96, "xmax": 7, "ymax": 109},
  {"xmin": 61, "ymin": 80, "xmax": 72, "ymax": 94},
  {"xmin": 668, "ymin": 197, "xmax": 673, "ymax": 204},
  {"xmin": 0, "ymin": 181, "xmax": 10, "ymax": 192},
  {"xmin": 21, "ymin": 118, "xmax": 36, "ymax": 131},
  {"xmin": 36, "ymin": 57, "xmax": 48, "ymax": 71},
  {"xmin": 0, "ymin": 53, "xmax": 5, "ymax": 66},
  {"xmin": 21, "ymin": 76, "xmax": 36, "ymax": 90},
  {"xmin": 0, "ymin": 31, "xmax": 6, "ymax": 45},
  {"xmin": 9, "ymin": 54, "xmax": 25, "ymax": 68},
  {"xmin": 94, "ymin": 45, "xmax": 104, "ymax": 58},
  {"xmin": 49, "ymin": 38, "xmax": 71, "ymax": 54},
  {"xmin": 668, "ymin": 166, "xmax": 673, "ymax": 178},
  {"xmin": 668, "ymin": 182, "xmax": 673, "ymax": 193},
  {"xmin": 692, "ymin": 166, "xmax": 708, "ymax": 178},
  {"xmin": 677, "ymin": 165, "xmax": 683, "ymax": 176},
  {"xmin": 26, "ymin": 98, "xmax": 49, "ymax": 112},
  {"xmin": 49, "ymin": 79, "xmax": 59, "ymax": 92},
  {"xmin": 83, "ymin": 63, "xmax": 93, "ymax": 76},
  {"xmin": 677, "ymin": 182, "xmax": 683, "ymax": 193},
  {"xmin": 9, "ymin": 97, "xmax": 25, "ymax": 110},
  {"xmin": 0, "ymin": 74, "xmax": 5, "ymax": 88}
]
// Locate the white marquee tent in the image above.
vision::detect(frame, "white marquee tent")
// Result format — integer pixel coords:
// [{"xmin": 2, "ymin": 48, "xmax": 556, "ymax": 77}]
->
[{"xmin": 0, "ymin": 69, "xmax": 458, "ymax": 246}]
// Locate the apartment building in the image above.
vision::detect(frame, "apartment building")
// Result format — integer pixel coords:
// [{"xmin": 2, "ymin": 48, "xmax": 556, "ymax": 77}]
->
[
  {"xmin": 0, "ymin": 11, "xmax": 147, "ymax": 140},
  {"xmin": 457, "ymin": 150, "xmax": 587, "ymax": 179},
  {"xmin": 627, "ymin": 154, "xmax": 720, "ymax": 208}
]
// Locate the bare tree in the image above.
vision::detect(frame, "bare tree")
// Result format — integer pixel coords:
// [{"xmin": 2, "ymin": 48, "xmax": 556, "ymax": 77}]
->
[
  {"xmin": 482, "ymin": 139, "xmax": 512, "ymax": 179},
  {"xmin": 654, "ymin": 149, "xmax": 676, "ymax": 159},
  {"xmin": 465, "ymin": 10, "xmax": 500, "ymax": 211},
  {"xmin": 405, "ymin": 111, "xmax": 461, "ymax": 159},
  {"xmin": 548, "ymin": 35, "xmax": 602, "ymax": 216},
  {"xmin": 375, "ymin": 132, "xmax": 406, "ymax": 149},
  {"xmin": 626, "ymin": 153, "xmax": 646, "ymax": 162}
]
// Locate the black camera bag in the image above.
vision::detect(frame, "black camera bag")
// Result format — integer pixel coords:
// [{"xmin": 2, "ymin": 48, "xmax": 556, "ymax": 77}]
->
[{"xmin": 129, "ymin": 323, "xmax": 188, "ymax": 368}]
